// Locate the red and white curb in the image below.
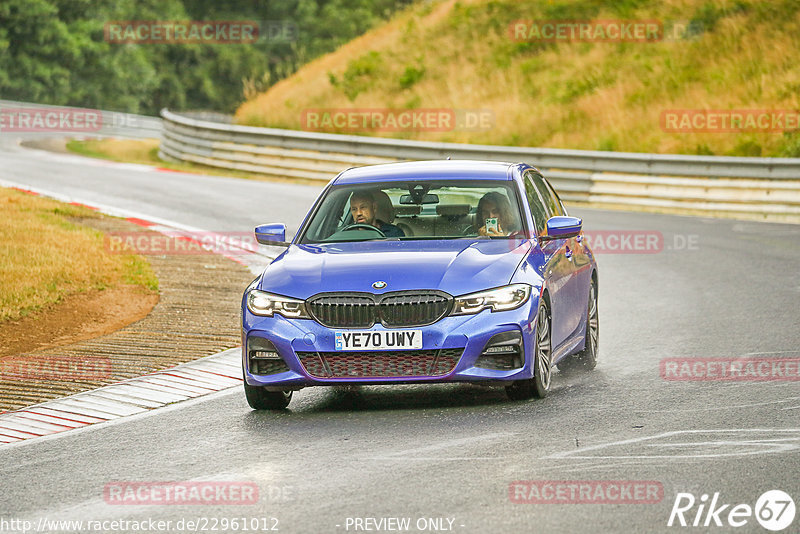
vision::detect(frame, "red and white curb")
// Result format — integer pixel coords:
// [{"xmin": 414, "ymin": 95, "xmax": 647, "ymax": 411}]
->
[{"xmin": 0, "ymin": 348, "xmax": 243, "ymax": 445}]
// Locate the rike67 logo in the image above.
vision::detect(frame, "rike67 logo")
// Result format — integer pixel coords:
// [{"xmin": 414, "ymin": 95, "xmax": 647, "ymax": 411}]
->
[{"xmin": 668, "ymin": 490, "xmax": 795, "ymax": 531}]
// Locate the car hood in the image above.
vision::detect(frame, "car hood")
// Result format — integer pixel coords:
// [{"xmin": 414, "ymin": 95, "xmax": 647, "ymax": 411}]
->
[{"xmin": 259, "ymin": 239, "xmax": 530, "ymax": 298}]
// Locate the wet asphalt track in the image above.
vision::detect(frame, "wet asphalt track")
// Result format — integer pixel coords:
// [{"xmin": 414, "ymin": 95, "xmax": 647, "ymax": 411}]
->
[{"xmin": 1, "ymin": 138, "xmax": 799, "ymax": 533}]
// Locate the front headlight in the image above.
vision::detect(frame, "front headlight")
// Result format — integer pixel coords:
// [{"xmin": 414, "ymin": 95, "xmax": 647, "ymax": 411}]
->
[
  {"xmin": 451, "ymin": 284, "xmax": 532, "ymax": 315},
  {"xmin": 247, "ymin": 289, "xmax": 310, "ymax": 319}
]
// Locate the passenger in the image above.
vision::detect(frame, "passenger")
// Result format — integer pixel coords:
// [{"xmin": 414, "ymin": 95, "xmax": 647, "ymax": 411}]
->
[
  {"xmin": 349, "ymin": 190, "xmax": 405, "ymax": 237},
  {"xmin": 476, "ymin": 192, "xmax": 516, "ymax": 236}
]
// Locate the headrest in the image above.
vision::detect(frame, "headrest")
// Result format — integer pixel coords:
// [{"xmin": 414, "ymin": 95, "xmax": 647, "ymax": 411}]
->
[
  {"xmin": 394, "ymin": 205, "xmax": 422, "ymax": 216},
  {"xmin": 372, "ymin": 190, "xmax": 395, "ymax": 223}
]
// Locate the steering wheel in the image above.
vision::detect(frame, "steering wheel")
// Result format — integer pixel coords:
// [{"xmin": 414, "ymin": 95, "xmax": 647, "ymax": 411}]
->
[{"xmin": 340, "ymin": 223, "xmax": 386, "ymax": 237}]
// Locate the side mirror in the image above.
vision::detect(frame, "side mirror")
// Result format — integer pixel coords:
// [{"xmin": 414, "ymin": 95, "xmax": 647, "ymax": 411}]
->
[
  {"xmin": 255, "ymin": 223, "xmax": 290, "ymax": 246},
  {"xmin": 545, "ymin": 216, "xmax": 582, "ymax": 240}
]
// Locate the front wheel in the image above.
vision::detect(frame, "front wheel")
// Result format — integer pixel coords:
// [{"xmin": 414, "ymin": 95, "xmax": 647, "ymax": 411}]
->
[
  {"xmin": 558, "ymin": 279, "xmax": 598, "ymax": 372},
  {"xmin": 506, "ymin": 299, "xmax": 552, "ymax": 401},
  {"xmin": 244, "ymin": 383, "xmax": 292, "ymax": 410}
]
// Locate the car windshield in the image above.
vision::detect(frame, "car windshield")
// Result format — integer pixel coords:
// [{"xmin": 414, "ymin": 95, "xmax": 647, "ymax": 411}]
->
[{"xmin": 299, "ymin": 180, "xmax": 526, "ymax": 243}]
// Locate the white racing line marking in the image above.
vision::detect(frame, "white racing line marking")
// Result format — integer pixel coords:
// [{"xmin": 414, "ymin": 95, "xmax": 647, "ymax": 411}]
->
[
  {"xmin": 745, "ymin": 350, "xmax": 800, "ymax": 356},
  {"xmin": 543, "ymin": 429, "xmax": 800, "ymax": 460},
  {"xmin": 638, "ymin": 394, "xmax": 800, "ymax": 413},
  {"xmin": 540, "ymin": 461, "xmax": 655, "ymax": 474}
]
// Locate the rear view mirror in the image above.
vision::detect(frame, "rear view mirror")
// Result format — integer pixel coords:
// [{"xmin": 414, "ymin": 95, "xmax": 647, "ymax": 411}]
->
[{"xmin": 399, "ymin": 193, "xmax": 439, "ymax": 205}]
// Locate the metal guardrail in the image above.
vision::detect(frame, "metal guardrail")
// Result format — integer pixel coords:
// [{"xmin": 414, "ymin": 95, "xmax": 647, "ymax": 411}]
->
[
  {"xmin": 0, "ymin": 99, "xmax": 161, "ymax": 139},
  {"xmin": 159, "ymin": 109, "xmax": 800, "ymax": 178},
  {"xmin": 160, "ymin": 109, "xmax": 800, "ymax": 222},
  {"xmin": 4, "ymin": 99, "xmax": 797, "ymax": 221}
]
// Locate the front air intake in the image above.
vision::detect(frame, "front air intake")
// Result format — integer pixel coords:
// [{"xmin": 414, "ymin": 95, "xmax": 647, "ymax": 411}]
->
[
  {"xmin": 247, "ymin": 336, "xmax": 290, "ymax": 375},
  {"xmin": 296, "ymin": 348, "xmax": 464, "ymax": 378}
]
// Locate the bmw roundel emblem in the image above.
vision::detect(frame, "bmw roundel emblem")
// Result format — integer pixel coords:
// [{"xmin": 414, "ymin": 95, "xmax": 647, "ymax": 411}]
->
[{"xmin": 372, "ymin": 280, "xmax": 387, "ymax": 289}]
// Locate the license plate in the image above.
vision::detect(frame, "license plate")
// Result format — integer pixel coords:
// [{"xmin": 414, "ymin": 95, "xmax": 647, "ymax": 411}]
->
[{"xmin": 334, "ymin": 330, "xmax": 423, "ymax": 351}]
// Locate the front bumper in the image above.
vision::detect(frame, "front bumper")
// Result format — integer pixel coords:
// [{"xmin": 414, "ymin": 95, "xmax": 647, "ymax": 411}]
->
[{"xmin": 242, "ymin": 297, "xmax": 540, "ymax": 388}]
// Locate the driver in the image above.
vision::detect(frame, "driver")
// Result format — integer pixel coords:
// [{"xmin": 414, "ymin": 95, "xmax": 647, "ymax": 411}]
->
[{"xmin": 349, "ymin": 191, "xmax": 405, "ymax": 237}]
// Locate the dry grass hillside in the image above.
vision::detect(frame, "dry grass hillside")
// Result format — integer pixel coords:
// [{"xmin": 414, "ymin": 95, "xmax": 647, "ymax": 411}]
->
[{"xmin": 235, "ymin": 0, "xmax": 800, "ymax": 157}]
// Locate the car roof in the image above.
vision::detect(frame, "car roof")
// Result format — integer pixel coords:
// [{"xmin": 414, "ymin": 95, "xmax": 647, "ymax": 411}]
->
[{"xmin": 332, "ymin": 160, "xmax": 523, "ymax": 185}]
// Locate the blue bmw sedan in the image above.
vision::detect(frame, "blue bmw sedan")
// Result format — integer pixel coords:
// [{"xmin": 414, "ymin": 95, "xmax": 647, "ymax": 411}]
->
[{"xmin": 242, "ymin": 160, "xmax": 598, "ymax": 409}]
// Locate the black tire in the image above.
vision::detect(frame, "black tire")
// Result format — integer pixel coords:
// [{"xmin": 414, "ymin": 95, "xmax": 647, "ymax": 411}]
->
[
  {"xmin": 558, "ymin": 278, "xmax": 598, "ymax": 373},
  {"xmin": 244, "ymin": 383, "xmax": 292, "ymax": 410},
  {"xmin": 506, "ymin": 298, "xmax": 552, "ymax": 401}
]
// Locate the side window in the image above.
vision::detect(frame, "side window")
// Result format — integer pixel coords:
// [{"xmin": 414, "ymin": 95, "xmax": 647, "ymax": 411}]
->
[
  {"xmin": 553, "ymin": 187, "xmax": 568, "ymax": 216},
  {"xmin": 524, "ymin": 172, "xmax": 547, "ymax": 236},
  {"xmin": 542, "ymin": 177, "xmax": 567, "ymax": 216},
  {"xmin": 341, "ymin": 193, "xmax": 354, "ymax": 225},
  {"xmin": 532, "ymin": 173, "xmax": 562, "ymax": 217}
]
